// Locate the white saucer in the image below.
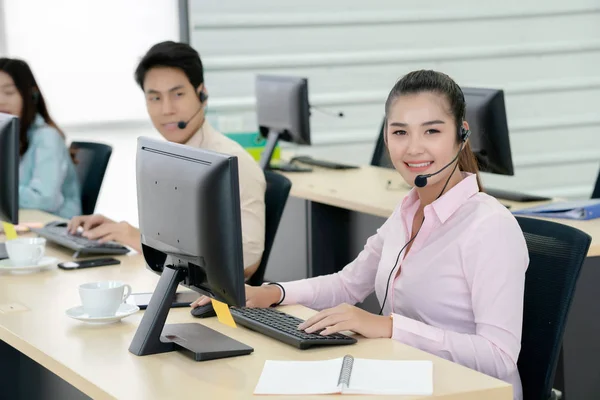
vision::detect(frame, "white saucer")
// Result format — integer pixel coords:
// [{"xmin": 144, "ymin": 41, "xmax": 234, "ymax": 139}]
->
[
  {"xmin": 0, "ymin": 256, "xmax": 58, "ymax": 273},
  {"xmin": 66, "ymin": 303, "xmax": 140, "ymax": 324}
]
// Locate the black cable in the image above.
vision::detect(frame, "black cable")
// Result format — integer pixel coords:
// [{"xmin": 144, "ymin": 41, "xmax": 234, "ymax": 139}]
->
[{"xmin": 378, "ymin": 142, "xmax": 465, "ymax": 315}]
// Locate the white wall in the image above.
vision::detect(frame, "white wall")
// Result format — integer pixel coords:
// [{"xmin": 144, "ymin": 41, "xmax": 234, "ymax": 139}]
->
[
  {"xmin": 2, "ymin": 0, "xmax": 179, "ymax": 126},
  {"xmin": 190, "ymin": 0, "xmax": 600, "ymax": 199}
]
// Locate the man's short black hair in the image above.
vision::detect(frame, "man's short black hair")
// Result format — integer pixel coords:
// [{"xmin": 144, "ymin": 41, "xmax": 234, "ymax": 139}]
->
[{"xmin": 134, "ymin": 41, "xmax": 204, "ymax": 90}]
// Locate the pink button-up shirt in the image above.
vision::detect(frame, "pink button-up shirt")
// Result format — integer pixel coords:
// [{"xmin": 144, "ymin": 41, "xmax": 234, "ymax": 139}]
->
[{"xmin": 281, "ymin": 173, "xmax": 529, "ymax": 400}]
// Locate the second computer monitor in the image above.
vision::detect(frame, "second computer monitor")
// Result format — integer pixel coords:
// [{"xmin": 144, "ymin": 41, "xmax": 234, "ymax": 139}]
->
[
  {"xmin": 255, "ymin": 74, "xmax": 311, "ymax": 169},
  {"xmin": 0, "ymin": 112, "xmax": 19, "ymax": 225},
  {"xmin": 463, "ymin": 87, "xmax": 514, "ymax": 176}
]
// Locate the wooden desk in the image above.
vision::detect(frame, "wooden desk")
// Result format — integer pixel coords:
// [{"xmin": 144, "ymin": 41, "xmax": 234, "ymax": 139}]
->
[
  {"xmin": 0, "ymin": 210, "xmax": 511, "ymax": 399},
  {"xmin": 281, "ymin": 165, "xmax": 600, "ymax": 257}
]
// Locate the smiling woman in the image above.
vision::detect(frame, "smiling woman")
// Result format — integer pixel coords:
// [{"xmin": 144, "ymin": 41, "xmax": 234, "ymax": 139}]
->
[{"xmin": 244, "ymin": 70, "xmax": 529, "ymax": 400}]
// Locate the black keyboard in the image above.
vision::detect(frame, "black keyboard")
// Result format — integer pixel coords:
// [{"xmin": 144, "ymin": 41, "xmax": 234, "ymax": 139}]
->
[
  {"xmin": 31, "ymin": 225, "xmax": 130, "ymax": 257},
  {"xmin": 290, "ymin": 156, "xmax": 359, "ymax": 170},
  {"xmin": 230, "ymin": 307, "xmax": 357, "ymax": 350}
]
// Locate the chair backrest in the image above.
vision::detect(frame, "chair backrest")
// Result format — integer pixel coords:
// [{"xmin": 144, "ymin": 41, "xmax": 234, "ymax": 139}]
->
[
  {"xmin": 592, "ymin": 166, "xmax": 600, "ymax": 199},
  {"xmin": 247, "ymin": 171, "xmax": 292, "ymax": 286},
  {"xmin": 70, "ymin": 141, "xmax": 113, "ymax": 215},
  {"xmin": 515, "ymin": 216, "xmax": 591, "ymax": 400}
]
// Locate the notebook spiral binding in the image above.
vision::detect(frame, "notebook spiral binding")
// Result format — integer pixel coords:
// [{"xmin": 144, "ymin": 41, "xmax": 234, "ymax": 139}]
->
[{"xmin": 337, "ymin": 355, "xmax": 354, "ymax": 387}]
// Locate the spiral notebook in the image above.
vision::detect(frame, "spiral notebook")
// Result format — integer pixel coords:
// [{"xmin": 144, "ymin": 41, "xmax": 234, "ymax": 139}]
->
[{"xmin": 254, "ymin": 355, "xmax": 433, "ymax": 395}]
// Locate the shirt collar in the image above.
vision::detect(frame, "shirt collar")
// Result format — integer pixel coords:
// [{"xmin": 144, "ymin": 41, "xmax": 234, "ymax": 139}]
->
[
  {"xmin": 184, "ymin": 118, "xmax": 215, "ymax": 148},
  {"xmin": 401, "ymin": 172, "xmax": 480, "ymax": 224}
]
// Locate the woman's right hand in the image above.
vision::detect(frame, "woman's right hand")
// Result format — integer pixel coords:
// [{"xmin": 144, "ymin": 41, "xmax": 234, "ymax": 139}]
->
[{"xmin": 191, "ymin": 284, "xmax": 283, "ymax": 309}]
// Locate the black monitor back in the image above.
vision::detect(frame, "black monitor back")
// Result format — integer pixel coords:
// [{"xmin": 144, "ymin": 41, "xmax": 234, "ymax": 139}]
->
[
  {"xmin": 136, "ymin": 137, "xmax": 245, "ymax": 307},
  {"xmin": 256, "ymin": 74, "xmax": 311, "ymax": 145},
  {"xmin": 0, "ymin": 113, "xmax": 19, "ymax": 224},
  {"xmin": 463, "ymin": 87, "xmax": 514, "ymax": 176}
]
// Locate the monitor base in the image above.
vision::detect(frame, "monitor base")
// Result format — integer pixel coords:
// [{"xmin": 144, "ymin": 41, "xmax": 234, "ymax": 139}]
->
[
  {"xmin": 128, "ymin": 265, "xmax": 253, "ymax": 361},
  {"xmin": 162, "ymin": 323, "xmax": 253, "ymax": 361}
]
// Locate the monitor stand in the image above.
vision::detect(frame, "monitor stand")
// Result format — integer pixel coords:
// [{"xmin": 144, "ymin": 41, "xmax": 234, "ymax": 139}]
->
[
  {"xmin": 128, "ymin": 265, "xmax": 253, "ymax": 361},
  {"xmin": 258, "ymin": 129, "xmax": 312, "ymax": 172}
]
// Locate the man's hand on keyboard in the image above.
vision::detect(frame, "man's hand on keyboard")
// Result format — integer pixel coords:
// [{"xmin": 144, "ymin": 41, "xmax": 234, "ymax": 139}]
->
[
  {"xmin": 190, "ymin": 284, "xmax": 282, "ymax": 309},
  {"xmin": 68, "ymin": 214, "xmax": 141, "ymax": 252},
  {"xmin": 298, "ymin": 303, "xmax": 393, "ymax": 339},
  {"xmin": 68, "ymin": 214, "xmax": 115, "ymax": 234}
]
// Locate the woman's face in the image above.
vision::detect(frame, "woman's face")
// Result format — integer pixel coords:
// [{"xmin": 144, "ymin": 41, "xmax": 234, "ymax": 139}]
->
[
  {"xmin": 386, "ymin": 92, "xmax": 461, "ymax": 188},
  {"xmin": 0, "ymin": 71, "xmax": 23, "ymax": 118}
]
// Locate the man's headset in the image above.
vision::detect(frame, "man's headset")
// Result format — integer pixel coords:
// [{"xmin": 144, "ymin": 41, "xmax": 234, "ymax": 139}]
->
[{"xmin": 177, "ymin": 89, "xmax": 209, "ymax": 130}]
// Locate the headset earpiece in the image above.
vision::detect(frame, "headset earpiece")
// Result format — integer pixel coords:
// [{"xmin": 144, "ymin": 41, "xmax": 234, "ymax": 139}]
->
[
  {"xmin": 459, "ymin": 126, "xmax": 470, "ymax": 142},
  {"xmin": 32, "ymin": 90, "xmax": 39, "ymax": 103},
  {"xmin": 199, "ymin": 91, "xmax": 208, "ymax": 103}
]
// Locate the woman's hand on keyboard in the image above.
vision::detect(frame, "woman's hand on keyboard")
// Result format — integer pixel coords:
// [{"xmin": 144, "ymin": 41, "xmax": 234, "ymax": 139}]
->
[{"xmin": 298, "ymin": 303, "xmax": 393, "ymax": 338}]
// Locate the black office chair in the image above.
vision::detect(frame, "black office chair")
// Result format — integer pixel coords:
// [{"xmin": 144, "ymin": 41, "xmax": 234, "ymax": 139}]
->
[
  {"xmin": 592, "ymin": 166, "xmax": 600, "ymax": 199},
  {"xmin": 70, "ymin": 141, "xmax": 113, "ymax": 215},
  {"xmin": 370, "ymin": 118, "xmax": 394, "ymax": 169},
  {"xmin": 247, "ymin": 170, "xmax": 292, "ymax": 287},
  {"xmin": 515, "ymin": 216, "xmax": 591, "ymax": 400}
]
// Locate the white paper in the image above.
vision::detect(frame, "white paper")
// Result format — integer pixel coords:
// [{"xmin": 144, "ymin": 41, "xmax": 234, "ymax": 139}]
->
[
  {"xmin": 254, "ymin": 357, "xmax": 433, "ymax": 396},
  {"xmin": 345, "ymin": 359, "xmax": 433, "ymax": 395},
  {"xmin": 254, "ymin": 358, "xmax": 344, "ymax": 395}
]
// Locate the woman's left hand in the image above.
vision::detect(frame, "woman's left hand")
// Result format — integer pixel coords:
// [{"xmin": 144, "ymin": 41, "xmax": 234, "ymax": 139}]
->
[{"xmin": 298, "ymin": 303, "xmax": 393, "ymax": 339}]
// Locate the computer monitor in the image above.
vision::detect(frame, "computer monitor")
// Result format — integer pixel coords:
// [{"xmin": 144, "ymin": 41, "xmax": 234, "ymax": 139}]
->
[
  {"xmin": 0, "ymin": 112, "xmax": 19, "ymax": 225},
  {"xmin": 370, "ymin": 118, "xmax": 394, "ymax": 169},
  {"xmin": 128, "ymin": 136, "xmax": 253, "ymax": 361},
  {"xmin": 462, "ymin": 87, "xmax": 514, "ymax": 176},
  {"xmin": 255, "ymin": 74, "xmax": 311, "ymax": 171}
]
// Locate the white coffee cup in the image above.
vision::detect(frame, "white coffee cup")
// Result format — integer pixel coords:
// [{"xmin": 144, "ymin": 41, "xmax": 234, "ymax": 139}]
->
[
  {"xmin": 79, "ymin": 281, "xmax": 132, "ymax": 318},
  {"xmin": 5, "ymin": 237, "xmax": 46, "ymax": 266}
]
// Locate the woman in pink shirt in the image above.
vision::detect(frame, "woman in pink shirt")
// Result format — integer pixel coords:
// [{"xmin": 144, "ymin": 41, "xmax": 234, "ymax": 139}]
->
[{"xmin": 210, "ymin": 70, "xmax": 528, "ymax": 399}]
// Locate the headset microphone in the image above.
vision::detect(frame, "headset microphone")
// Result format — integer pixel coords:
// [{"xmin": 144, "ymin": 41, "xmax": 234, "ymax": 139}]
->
[
  {"xmin": 177, "ymin": 92, "xmax": 208, "ymax": 130},
  {"xmin": 413, "ymin": 127, "xmax": 471, "ymax": 188}
]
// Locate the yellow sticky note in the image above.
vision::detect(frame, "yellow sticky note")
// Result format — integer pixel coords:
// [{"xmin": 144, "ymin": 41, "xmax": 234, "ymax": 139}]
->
[
  {"xmin": 211, "ymin": 298, "xmax": 237, "ymax": 328},
  {"xmin": 2, "ymin": 222, "xmax": 17, "ymax": 240}
]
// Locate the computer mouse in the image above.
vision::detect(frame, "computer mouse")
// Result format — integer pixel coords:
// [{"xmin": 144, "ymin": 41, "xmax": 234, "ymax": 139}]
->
[{"xmin": 190, "ymin": 303, "xmax": 217, "ymax": 318}]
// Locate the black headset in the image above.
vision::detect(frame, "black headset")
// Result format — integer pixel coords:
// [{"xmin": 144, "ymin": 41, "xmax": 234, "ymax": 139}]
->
[{"xmin": 199, "ymin": 91, "xmax": 208, "ymax": 103}]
